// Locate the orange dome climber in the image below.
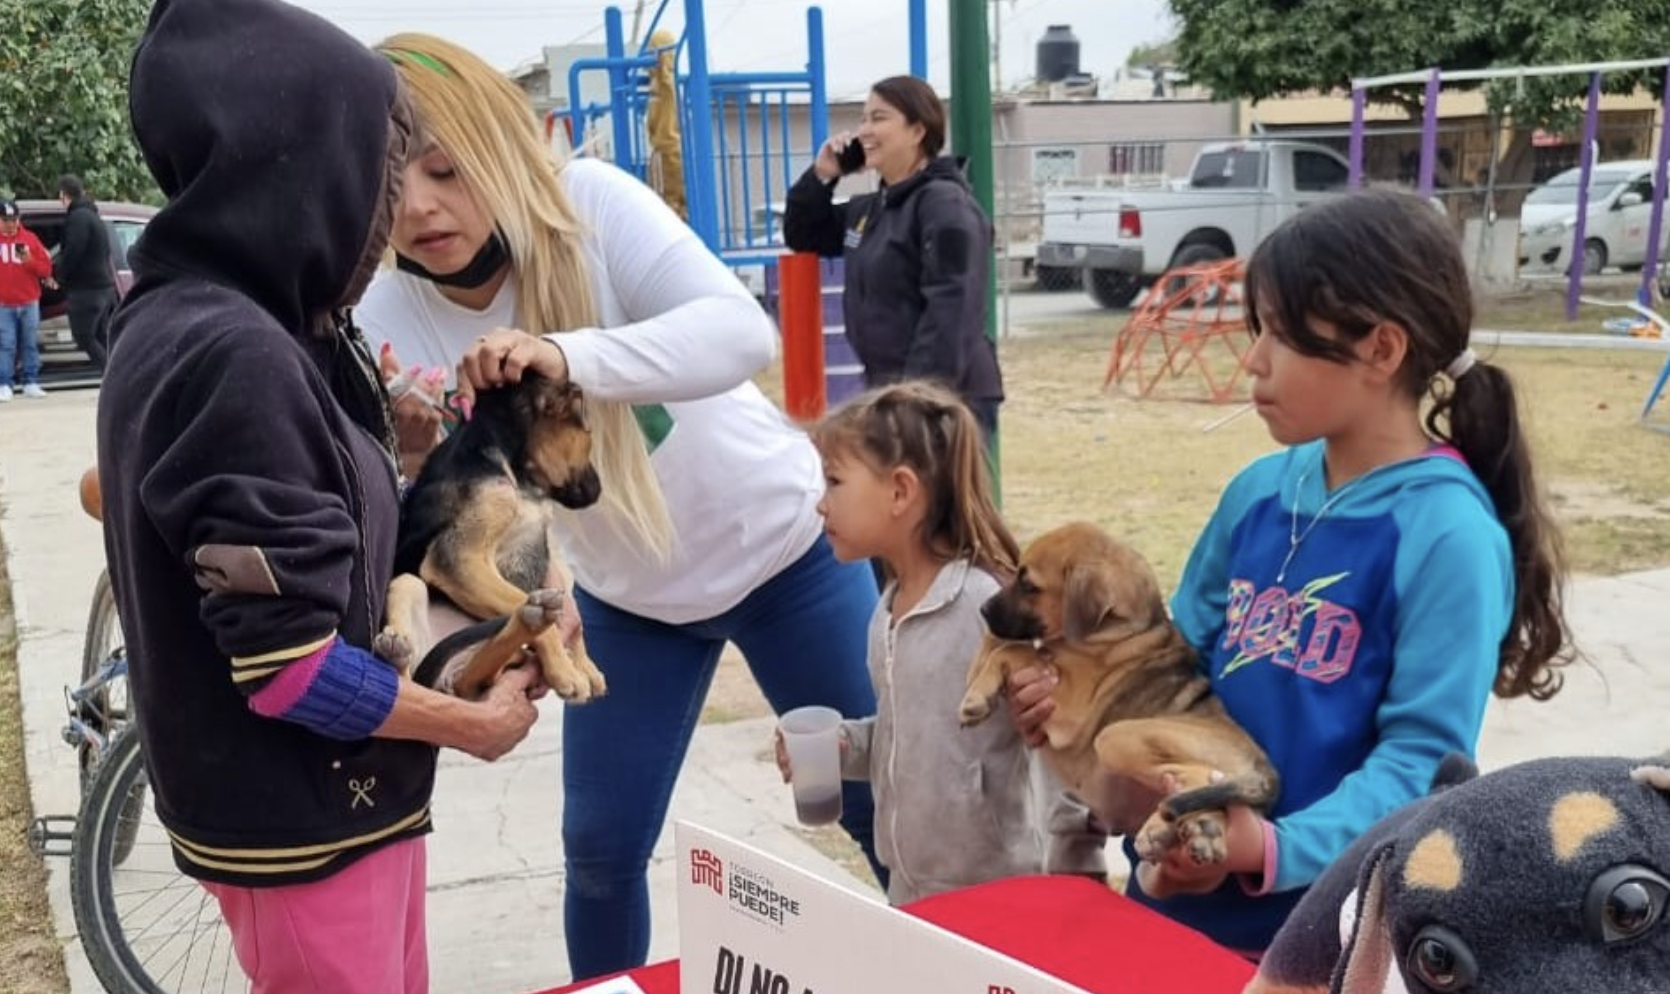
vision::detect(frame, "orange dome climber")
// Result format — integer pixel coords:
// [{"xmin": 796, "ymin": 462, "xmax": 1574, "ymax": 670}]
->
[{"xmin": 1104, "ymin": 257, "xmax": 1255, "ymax": 404}]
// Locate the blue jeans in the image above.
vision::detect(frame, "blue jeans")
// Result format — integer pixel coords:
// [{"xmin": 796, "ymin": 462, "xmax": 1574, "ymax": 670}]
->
[
  {"xmin": 562, "ymin": 534, "xmax": 882, "ymax": 980},
  {"xmin": 0, "ymin": 301, "xmax": 42, "ymax": 387}
]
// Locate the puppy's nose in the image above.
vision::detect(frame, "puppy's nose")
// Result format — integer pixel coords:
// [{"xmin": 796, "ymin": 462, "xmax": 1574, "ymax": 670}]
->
[{"xmin": 555, "ymin": 467, "xmax": 602, "ymax": 509}]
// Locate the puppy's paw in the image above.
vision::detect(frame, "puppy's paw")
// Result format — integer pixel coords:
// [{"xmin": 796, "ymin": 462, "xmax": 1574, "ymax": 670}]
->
[
  {"xmin": 957, "ymin": 691, "xmax": 993, "ymax": 726},
  {"xmin": 573, "ymin": 645, "xmax": 608, "ymax": 700},
  {"xmin": 1175, "ymin": 810, "xmax": 1229, "ymax": 867},
  {"xmin": 1133, "ymin": 812, "xmax": 1177, "ymax": 862},
  {"xmin": 375, "ymin": 626, "xmax": 415, "ymax": 674},
  {"xmin": 530, "ymin": 630, "xmax": 594, "ymax": 703},
  {"xmin": 518, "ymin": 588, "xmax": 566, "ymax": 634}
]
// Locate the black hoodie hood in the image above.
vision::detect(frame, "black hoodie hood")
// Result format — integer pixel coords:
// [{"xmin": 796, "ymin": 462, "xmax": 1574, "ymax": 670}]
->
[{"xmin": 126, "ymin": 0, "xmax": 408, "ymax": 335}]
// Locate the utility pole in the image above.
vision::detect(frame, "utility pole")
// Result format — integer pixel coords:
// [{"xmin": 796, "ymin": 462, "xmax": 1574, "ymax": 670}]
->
[{"xmin": 629, "ymin": 0, "xmax": 647, "ymax": 47}]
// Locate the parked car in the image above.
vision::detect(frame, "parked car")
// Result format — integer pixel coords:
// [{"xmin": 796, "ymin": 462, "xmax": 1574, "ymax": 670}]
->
[
  {"xmin": 1036, "ymin": 140, "xmax": 1351, "ymax": 308},
  {"xmin": 1517, "ymin": 161, "xmax": 1670, "ymax": 276},
  {"xmin": 12, "ymin": 198, "xmax": 155, "ymax": 385}
]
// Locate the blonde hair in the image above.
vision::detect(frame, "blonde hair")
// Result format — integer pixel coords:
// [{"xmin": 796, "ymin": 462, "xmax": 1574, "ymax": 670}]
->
[
  {"xmin": 811, "ymin": 381, "xmax": 1018, "ymax": 578},
  {"xmin": 380, "ymin": 32, "xmax": 673, "ymax": 557}
]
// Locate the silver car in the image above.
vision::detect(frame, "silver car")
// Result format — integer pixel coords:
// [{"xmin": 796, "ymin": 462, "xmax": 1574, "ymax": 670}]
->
[{"xmin": 1518, "ymin": 161, "xmax": 1670, "ymax": 275}]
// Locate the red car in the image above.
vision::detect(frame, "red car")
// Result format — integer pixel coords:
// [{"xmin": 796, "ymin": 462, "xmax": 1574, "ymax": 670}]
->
[{"xmin": 14, "ymin": 198, "xmax": 156, "ymax": 386}]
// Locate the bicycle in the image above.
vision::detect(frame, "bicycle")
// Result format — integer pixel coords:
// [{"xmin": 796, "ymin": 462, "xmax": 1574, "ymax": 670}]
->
[{"xmin": 28, "ymin": 470, "xmax": 239, "ymax": 994}]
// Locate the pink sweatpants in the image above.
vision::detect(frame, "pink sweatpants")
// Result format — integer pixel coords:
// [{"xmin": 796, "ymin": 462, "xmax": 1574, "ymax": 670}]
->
[{"xmin": 203, "ymin": 836, "xmax": 429, "ymax": 994}]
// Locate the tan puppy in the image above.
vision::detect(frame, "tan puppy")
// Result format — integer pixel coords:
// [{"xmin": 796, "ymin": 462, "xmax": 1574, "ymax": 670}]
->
[{"xmin": 959, "ymin": 521, "xmax": 1277, "ymax": 890}]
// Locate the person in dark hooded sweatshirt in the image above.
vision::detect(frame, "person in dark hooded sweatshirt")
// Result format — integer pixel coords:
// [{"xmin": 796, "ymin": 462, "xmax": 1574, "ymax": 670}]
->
[
  {"xmin": 97, "ymin": 1, "xmax": 546, "ymax": 990},
  {"xmin": 783, "ymin": 75, "xmax": 1003, "ymax": 437}
]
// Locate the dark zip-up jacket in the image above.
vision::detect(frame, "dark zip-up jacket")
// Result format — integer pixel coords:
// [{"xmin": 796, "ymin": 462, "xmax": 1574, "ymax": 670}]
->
[
  {"xmin": 54, "ymin": 197, "xmax": 115, "ymax": 290},
  {"xmin": 96, "ymin": 0, "xmax": 431, "ymax": 887},
  {"xmin": 784, "ymin": 157, "xmax": 1002, "ymax": 403}
]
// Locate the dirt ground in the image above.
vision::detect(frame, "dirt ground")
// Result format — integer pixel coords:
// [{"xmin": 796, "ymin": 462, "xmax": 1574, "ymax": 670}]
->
[{"xmin": 4, "ymin": 287, "xmax": 1668, "ymax": 992}]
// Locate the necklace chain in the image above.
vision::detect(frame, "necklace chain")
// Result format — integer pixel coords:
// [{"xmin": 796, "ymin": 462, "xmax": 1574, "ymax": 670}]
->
[{"xmin": 1278, "ymin": 466, "xmax": 1360, "ymax": 584}]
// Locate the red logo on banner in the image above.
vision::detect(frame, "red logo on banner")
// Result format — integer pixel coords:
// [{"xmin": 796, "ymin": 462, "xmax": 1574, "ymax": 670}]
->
[{"xmin": 691, "ymin": 848, "xmax": 724, "ymax": 895}]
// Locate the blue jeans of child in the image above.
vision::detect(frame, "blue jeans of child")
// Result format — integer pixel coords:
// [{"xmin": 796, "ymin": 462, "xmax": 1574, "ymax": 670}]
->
[
  {"xmin": 562, "ymin": 534, "xmax": 882, "ymax": 980},
  {"xmin": 0, "ymin": 301, "xmax": 42, "ymax": 387}
]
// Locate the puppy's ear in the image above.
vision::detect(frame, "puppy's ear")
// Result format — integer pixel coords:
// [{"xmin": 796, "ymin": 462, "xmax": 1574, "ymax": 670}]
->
[
  {"xmin": 1062, "ymin": 561, "xmax": 1116, "ymax": 642},
  {"xmin": 1330, "ymin": 845, "xmax": 1397, "ymax": 994}
]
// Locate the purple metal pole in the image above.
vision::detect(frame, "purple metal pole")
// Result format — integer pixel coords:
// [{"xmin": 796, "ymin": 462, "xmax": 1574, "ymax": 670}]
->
[
  {"xmin": 1417, "ymin": 69, "xmax": 1440, "ymax": 195},
  {"xmin": 1638, "ymin": 59, "xmax": 1670, "ymax": 306},
  {"xmin": 1349, "ymin": 87, "xmax": 1366, "ymax": 188},
  {"xmin": 1567, "ymin": 72, "xmax": 1603, "ymax": 321}
]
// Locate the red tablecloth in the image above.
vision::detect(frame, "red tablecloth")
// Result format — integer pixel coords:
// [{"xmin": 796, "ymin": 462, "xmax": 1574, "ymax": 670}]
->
[{"xmin": 541, "ymin": 875, "xmax": 1255, "ymax": 994}]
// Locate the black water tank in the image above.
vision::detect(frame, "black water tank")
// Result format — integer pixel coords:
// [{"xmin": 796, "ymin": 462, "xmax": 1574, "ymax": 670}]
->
[{"xmin": 1036, "ymin": 24, "xmax": 1080, "ymax": 83}]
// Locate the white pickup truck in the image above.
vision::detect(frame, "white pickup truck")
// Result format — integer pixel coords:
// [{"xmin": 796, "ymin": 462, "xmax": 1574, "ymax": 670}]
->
[{"xmin": 1036, "ymin": 140, "xmax": 1352, "ymax": 307}]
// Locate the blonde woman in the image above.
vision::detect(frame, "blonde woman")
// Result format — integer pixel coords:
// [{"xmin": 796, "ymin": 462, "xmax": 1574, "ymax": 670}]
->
[{"xmin": 355, "ymin": 34, "xmax": 885, "ymax": 981}]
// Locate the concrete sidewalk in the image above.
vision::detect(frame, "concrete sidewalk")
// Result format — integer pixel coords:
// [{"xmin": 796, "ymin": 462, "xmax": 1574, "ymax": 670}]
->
[{"xmin": 4, "ymin": 390, "xmax": 1668, "ymax": 994}]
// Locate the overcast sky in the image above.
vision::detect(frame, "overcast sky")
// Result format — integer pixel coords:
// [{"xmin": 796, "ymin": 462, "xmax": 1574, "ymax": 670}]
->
[{"xmin": 287, "ymin": 0, "xmax": 1175, "ymax": 99}]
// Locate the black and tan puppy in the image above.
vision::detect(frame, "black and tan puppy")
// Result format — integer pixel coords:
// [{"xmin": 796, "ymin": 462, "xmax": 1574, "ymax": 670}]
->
[
  {"xmin": 959, "ymin": 521, "xmax": 1277, "ymax": 889},
  {"xmin": 377, "ymin": 372, "xmax": 606, "ymax": 703}
]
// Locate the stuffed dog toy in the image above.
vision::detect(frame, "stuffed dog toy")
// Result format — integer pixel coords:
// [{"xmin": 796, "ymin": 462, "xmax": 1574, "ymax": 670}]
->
[
  {"xmin": 376, "ymin": 372, "xmax": 606, "ymax": 703},
  {"xmin": 959, "ymin": 521, "xmax": 1277, "ymax": 890},
  {"xmin": 1248, "ymin": 751, "xmax": 1670, "ymax": 994}
]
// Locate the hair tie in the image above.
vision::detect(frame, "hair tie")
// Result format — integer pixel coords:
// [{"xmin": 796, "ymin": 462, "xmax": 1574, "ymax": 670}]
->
[{"xmin": 1446, "ymin": 347, "xmax": 1477, "ymax": 381}]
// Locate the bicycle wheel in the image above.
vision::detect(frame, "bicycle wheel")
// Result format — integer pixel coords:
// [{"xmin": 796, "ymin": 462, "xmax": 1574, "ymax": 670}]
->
[
  {"xmin": 70, "ymin": 731, "xmax": 242, "ymax": 994},
  {"xmin": 78, "ymin": 570, "xmax": 132, "ymax": 788}
]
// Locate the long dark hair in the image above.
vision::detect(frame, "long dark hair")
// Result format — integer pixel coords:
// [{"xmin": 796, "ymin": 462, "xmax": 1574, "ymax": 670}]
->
[
  {"xmin": 869, "ymin": 76, "xmax": 947, "ymax": 159},
  {"xmin": 811, "ymin": 380, "xmax": 1018, "ymax": 577},
  {"xmin": 1244, "ymin": 188, "xmax": 1571, "ymax": 700}
]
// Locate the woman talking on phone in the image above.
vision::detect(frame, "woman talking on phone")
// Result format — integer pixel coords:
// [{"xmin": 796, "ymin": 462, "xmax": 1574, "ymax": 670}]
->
[{"xmin": 783, "ymin": 75, "xmax": 1002, "ymax": 438}]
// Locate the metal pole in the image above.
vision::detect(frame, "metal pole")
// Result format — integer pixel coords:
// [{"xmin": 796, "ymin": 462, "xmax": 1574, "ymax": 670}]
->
[
  {"xmin": 605, "ymin": 8, "xmax": 636, "ymax": 175},
  {"xmin": 1568, "ymin": 72, "xmax": 1603, "ymax": 321},
  {"xmin": 808, "ymin": 7, "xmax": 828, "ymax": 152},
  {"xmin": 1418, "ymin": 68, "xmax": 1440, "ymax": 195},
  {"xmin": 779, "ymin": 253, "xmax": 828, "ymax": 421},
  {"xmin": 682, "ymin": 0, "xmax": 717, "ymax": 249},
  {"xmin": 949, "ymin": 0, "xmax": 1000, "ymax": 491},
  {"xmin": 909, "ymin": 0, "xmax": 928, "ymax": 79},
  {"xmin": 1639, "ymin": 59, "xmax": 1670, "ymax": 306},
  {"xmin": 1348, "ymin": 87, "xmax": 1366, "ymax": 187}
]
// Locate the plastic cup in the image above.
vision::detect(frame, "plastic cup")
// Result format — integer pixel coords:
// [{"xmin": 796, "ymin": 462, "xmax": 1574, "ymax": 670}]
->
[{"xmin": 778, "ymin": 705, "xmax": 844, "ymax": 826}]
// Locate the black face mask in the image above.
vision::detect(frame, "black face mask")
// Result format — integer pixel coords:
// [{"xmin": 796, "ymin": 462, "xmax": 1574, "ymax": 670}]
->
[{"xmin": 395, "ymin": 231, "xmax": 509, "ymax": 288}]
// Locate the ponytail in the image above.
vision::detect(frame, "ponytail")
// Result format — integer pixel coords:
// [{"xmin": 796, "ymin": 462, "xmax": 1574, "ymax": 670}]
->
[{"xmin": 1427, "ymin": 361, "xmax": 1572, "ymax": 699}]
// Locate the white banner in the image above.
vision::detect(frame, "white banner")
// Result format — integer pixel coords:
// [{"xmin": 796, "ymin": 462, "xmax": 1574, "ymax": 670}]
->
[{"xmin": 675, "ymin": 822, "xmax": 1094, "ymax": 994}]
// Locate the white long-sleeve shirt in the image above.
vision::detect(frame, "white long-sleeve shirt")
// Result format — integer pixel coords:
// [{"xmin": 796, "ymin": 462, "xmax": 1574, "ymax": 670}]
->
[{"xmin": 356, "ymin": 157, "xmax": 824, "ymax": 623}]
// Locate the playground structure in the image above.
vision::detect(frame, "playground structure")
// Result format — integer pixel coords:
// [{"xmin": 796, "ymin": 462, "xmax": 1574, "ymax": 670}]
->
[
  {"xmin": 1104, "ymin": 259, "xmax": 1253, "ymax": 404},
  {"xmin": 550, "ymin": 0, "xmax": 996, "ymax": 429},
  {"xmin": 555, "ymin": 1, "xmax": 831, "ymax": 269},
  {"xmin": 1350, "ymin": 57, "xmax": 1670, "ymax": 427},
  {"xmin": 1349, "ymin": 57, "xmax": 1670, "ymax": 317}
]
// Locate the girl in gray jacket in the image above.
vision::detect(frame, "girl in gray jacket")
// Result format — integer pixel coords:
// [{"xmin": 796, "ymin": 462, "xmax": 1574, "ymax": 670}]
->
[{"xmin": 799, "ymin": 381, "xmax": 1044, "ymax": 903}]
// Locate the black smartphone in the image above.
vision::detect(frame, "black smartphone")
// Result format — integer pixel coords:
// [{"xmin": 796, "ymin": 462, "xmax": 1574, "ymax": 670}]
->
[{"xmin": 836, "ymin": 138, "xmax": 866, "ymax": 175}]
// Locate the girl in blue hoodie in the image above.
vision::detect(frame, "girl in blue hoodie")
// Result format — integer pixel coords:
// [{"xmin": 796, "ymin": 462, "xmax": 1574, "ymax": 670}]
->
[{"xmin": 1015, "ymin": 188, "xmax": 1572, "ymax": 955}]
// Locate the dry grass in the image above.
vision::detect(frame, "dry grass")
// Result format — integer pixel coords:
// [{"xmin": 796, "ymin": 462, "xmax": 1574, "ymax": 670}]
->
[{"xmin": 999, "ymin": 317, "xmax": 1670, "ymax": 587}]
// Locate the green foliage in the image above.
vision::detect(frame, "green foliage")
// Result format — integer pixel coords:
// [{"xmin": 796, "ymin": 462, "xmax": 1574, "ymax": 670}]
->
[
  {"xmin": 1169, "ymin": 0, "xmax": 1670, "ymax": 124},
  {"xmin": 0, "ymin": 0, "xmax": 157, "ymax": 203}
]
